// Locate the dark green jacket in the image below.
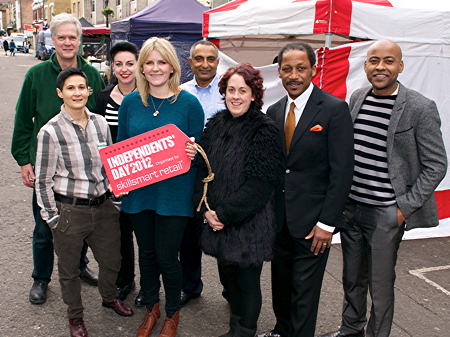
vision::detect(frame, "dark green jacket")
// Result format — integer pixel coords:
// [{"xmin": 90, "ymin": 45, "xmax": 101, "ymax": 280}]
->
[{"xmin": 11, "ymin": 53, "xmax": 105, "ymax": 166}]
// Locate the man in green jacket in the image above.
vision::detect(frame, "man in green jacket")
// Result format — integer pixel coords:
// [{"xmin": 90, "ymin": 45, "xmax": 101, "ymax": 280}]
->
[{"xmin": 11, "ymin": 13, "xmax": 104, "ymax": 307}]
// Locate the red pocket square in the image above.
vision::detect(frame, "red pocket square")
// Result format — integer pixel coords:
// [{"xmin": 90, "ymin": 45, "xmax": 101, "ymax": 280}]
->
[{"xmin": 310, "ymin": 124, "xmax": 323, "ymax": 132}]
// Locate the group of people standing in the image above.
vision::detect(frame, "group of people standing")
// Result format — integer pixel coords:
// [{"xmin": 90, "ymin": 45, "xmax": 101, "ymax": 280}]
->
[
  {"xmin": 10, "ymin": 12, "xmax": 447, "ymax": 337},
  {"xmin": 3, "ymin": 38, "xmax": 17, "ymax": 56}
]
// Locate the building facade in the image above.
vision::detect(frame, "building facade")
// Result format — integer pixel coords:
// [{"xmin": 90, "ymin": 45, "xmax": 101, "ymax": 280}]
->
[
  {"xmin": 69, "ymin": 0, "xmax": 217, "ymax": 27},
  {"xmin": 0, "ymin": 0, "xmax": 14, "ymax": 30},
  {"xmin": 3, "ymin": 0, "xmax": 33, "ymax": 31},
  {"xmin": 70, "ymin": 0, "xmax": 156, "ymax": 25},
  {"xmin": 44, "ymin": 0, "xmax": 71, "ymax": 21}
]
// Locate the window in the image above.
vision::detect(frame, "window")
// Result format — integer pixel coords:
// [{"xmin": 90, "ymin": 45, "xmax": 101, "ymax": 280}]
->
[{"xmin": 91, "ymin": 0, "xmax": 95, "ymax": 12}]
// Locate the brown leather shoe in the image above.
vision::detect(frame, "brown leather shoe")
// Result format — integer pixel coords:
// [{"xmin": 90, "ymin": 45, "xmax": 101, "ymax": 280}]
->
[
  {"xmin": 136, "ymin": 303, "xmax": 160, "ymax": 337},
  {"xmin": 69, "ymin": 318, "xmax": 88, "ymax": 337},
  {"xmin": 102, "ymin": 299, "xmax": 134, "ymax": 316},
  {"xmin": 158, "ymin": 311, "xmax": 180, "ymax": 337}
]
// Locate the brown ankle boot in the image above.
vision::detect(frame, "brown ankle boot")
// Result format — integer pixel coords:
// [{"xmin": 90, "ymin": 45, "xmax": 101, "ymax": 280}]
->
[
  {"xmin": 158, "ymin": 311, "xmax": 180, "ymax": 337},
  {"xmin": 136, "ymin": 303, "xmax": 160, "ymax": 337}
]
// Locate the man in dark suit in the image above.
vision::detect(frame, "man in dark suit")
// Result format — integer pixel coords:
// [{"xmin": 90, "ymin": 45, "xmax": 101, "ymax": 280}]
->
[
  {"xmin": 320, "ymin": 40, "xmax": 447, "ymax": 337},
  {"xmin": 259, "ymin": 43, "xmax": 354, "ymax": 337}
]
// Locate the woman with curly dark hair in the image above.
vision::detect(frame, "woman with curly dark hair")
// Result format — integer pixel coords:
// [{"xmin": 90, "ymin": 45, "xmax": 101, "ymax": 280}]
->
[{"xmin": 195, "ymin": 63, "xmax": 284, "ymax": 337}]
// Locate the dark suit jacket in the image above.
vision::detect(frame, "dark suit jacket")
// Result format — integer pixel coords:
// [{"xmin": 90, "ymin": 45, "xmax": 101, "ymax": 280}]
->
[
  {"xmin": 267, "ymin": 85, "xmax": 354, "ymax": 238},
  {"xmin": 349, "ymin": 84, "xmax": 447, "ymax": 230}
]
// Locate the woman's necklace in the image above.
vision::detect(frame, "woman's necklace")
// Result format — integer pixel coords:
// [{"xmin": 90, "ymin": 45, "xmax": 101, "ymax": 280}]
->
[
  {"xmin": 149, "ymin": 94, "xmax": 166, "ymax": 117},
  {"xmin": 117, "ymin": 84, "xmax": 137, "ymax": 96}
]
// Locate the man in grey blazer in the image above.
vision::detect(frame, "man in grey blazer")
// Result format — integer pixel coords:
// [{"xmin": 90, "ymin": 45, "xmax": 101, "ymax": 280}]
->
[{"xmin": 321, "ymin": 40, "xmax": 447, "ymax": 337}]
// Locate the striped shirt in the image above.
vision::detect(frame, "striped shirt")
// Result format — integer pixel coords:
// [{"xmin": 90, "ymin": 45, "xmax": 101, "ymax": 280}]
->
[
  {"xmin": 35, "ymin": 105, "xmax": 112, "ymax": 222},
  {"xmin": 104, "ymin": 96, "xmax": 120, "ymax": 142},
  {"xmin": 349, "ymin": 92, "xmax": 397, "ymax": 206}
]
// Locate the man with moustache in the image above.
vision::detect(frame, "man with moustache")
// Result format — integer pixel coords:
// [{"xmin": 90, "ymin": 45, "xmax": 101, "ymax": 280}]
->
[
  {"xmin": 259, "ymin": 42, "xmax": 354, "ymax": 337},
  {"xmin": 181, "ymin": 40, "xmax": 224, "ymax": 123},
  {"xmin": 320, "ymin": 40, "xmax": 447, "ymax": 337},
  {"xmin": 11, "ymin": 13, "xmax": 104, "ymax": 305},
  {"xmin": 179, "ymin": 40, "xmax": 226, "ymax": 306}
]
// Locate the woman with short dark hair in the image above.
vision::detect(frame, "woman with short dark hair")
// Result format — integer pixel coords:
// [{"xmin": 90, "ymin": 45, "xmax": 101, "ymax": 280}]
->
[
  {"xmin": 35, "ymin": 68, "xmax": 133, "ymax": 337},
  {"xmin": 94, "ymin": 41, "xmax": 142, "ymax": 304},
  {"xmin": 95, "ymin": 41, "xmax": 139, "ymax": 142},
  {"xmin": 195, "ymin": 63, "xmax": 284, "ymax": 337}
]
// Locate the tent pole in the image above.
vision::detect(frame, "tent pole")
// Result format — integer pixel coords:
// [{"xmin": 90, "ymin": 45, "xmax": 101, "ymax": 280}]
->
[{"xmin": 325, "ymin": 33, "xmax": 333, "ymax": 48}]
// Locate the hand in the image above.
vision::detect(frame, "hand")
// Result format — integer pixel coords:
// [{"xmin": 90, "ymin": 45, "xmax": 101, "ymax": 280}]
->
[
  {"xmin": 305, "ymin": 225, "xmax": 333, "ymax": 256},
  {"xmin": 397, "ymin": 208, "xmax": 405, "ymax": 225},
  {"xmin": 185, "ymin": 137, "xmax": 197, "ymax": 160},
  {"xmin": 20, "ymin": 164, "xmax": 35, "ymax": 188},
  {"xmin": 204, "ymin": 210, "xmax": 225, "ymax": 231},
  {"xmin": 47, "ymin": 215, "xmax": 60, "ymax": 230}
]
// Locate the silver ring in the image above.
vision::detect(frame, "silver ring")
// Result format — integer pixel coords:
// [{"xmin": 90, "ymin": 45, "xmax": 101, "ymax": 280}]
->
[{"xmin": 213, "ymin": 228, "xmax": 217, "ymax": 232}]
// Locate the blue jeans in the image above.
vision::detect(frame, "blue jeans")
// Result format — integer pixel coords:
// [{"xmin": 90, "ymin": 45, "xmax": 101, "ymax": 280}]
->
[{"xmin": 31, "ymin": 191, "xmax": 89, "ymax": 283}]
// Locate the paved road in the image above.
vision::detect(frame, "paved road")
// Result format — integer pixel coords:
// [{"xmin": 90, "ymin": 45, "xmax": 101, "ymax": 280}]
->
[{"xmin": 0, "ymin": 53, "xmax": 448, "ymax": 337}]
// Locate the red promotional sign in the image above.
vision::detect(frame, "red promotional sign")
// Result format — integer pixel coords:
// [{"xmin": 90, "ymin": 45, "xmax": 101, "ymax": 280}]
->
[{"xmin": 99, "ymin": 124, "xmax": 192, "ymax": 195}]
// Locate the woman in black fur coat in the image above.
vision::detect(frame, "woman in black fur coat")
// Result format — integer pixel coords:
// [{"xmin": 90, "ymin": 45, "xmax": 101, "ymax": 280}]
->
[{"xmin": 195, "ymin": 64, "xmax": 284, "ymax": 337}]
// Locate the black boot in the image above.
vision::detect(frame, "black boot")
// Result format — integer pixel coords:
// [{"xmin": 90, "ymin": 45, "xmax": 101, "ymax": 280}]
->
[
  {"xmin": 135, "ymin": 289, "xmax": 149, "ymax": 307},
  {"xmin": 117, "ymin": 281, "xmax": 135, "ymax": 301},
  {"xmin": 29, "ymin": 280, "xmax": 48, "ymax": 305},
  {"xmin": 218, "ymin": 314, "xmax": 240, "ymax": 337}
]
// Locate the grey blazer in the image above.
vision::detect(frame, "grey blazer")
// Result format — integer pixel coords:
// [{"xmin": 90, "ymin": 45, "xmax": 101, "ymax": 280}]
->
[{"xmin": 349, "ymin": 83, "xmax": 447, "ymax": 230}]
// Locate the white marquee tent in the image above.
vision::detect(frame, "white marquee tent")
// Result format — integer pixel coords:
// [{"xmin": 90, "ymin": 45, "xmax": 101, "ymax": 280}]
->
[{"xmin": 203, "ymin": 0, "xmax": 450, "ymax": 238}]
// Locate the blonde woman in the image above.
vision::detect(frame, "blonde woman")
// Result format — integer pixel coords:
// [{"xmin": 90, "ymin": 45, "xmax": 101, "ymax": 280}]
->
[{"xmin": 117, "ymin": 37, "xmax": 204, "ymax": 337}]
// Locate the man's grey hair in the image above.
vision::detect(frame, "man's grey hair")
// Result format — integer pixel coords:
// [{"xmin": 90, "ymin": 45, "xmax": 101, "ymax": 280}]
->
[
  {"xmin": 50, "ymin": 13, "xmax": 82, "ymax": 38},
  {"xmin": 189, "ymin": 40, "xmax": 219, "ymax": 58}
]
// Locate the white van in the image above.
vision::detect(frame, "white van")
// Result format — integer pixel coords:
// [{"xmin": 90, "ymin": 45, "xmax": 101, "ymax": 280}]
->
[{"xmin": 10, "ymin": 33, "xmax": 29, "ymax": 53}]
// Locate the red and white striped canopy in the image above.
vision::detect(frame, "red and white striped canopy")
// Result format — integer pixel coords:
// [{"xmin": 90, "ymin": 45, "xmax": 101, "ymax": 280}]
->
[
  {"xmin": 206, "ymin": 0, "xmax": 450, "ymax": 233},
  {"xmin": 204, "ymin": 0, "xmax": 450, "ymax": 44}
]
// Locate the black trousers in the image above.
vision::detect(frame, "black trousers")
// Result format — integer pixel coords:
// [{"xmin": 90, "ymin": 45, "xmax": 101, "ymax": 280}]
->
[
  {"xmin": 219, "ymin": 263, "xmax": 263, "ymax": 330},
  {"xmin": 272, "ymin": 224, "xmax": 330, "ymax": 337},
  {"xmin": 180, "ymin": 217, "xmax": 203, "ymax": 295},
  {"xmin": 180, "ymin": 217, "xmax": 228, "ymax": 295},
  {"xmin": 129, "ymin": 210, "xmax": 187, "ymax": 317},
  {"xmin": 116, "ymin": 211, "xmax": 135, "ymax": 287}
]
